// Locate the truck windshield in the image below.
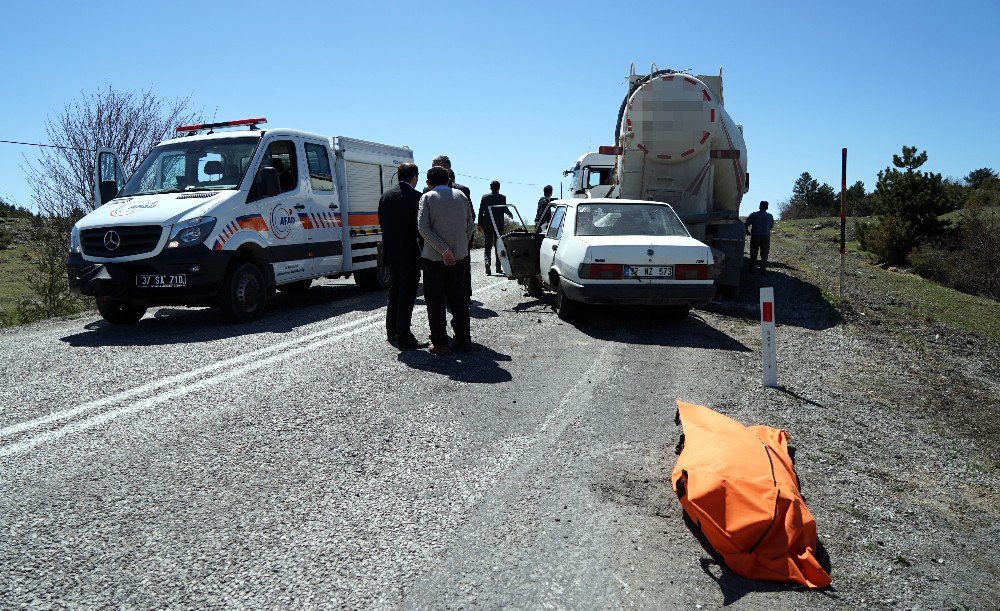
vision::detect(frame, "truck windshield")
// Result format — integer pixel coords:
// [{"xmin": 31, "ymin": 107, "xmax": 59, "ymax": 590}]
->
[
  {"xmin": 119, "ymin": 136, "xmax": 260, "ymax": 196},
  {"xmin": 575, "ymin": 203, "xmax": 689, "ymax": 237}
]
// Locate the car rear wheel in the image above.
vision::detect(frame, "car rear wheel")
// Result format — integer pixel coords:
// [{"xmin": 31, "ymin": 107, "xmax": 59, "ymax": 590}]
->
[
  {"xmin": 96, "ymin": 299, "xmax": 147, "ymax": 324},
  {"xmin": 555, "ymin": 282, "xmax": 577, "ymax": 320},
  {"xmin": 220, "ymin": 261, "xmax": 266, "ymax": 323}
]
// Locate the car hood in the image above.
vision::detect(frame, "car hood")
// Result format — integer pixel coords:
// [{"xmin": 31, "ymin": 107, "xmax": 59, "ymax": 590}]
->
[
  {"xmin": 575, "ymin": 234, "xmax": 712, "ymax": 265},
  {"xmin": 76, "ymin": 191, "xmax": 236, "ymax": 229}
]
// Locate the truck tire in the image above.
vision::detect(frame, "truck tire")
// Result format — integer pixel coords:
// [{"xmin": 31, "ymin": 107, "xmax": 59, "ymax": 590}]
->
[
  {"xmin": 220, "ymin": 261, "xmax": 266, "ymax": 323},
  {"xmin": 663, "ymin": 305, "xmax": 691, "ymax": 321},
  {"xmin": 354, "ymin": 247, "xmax": 390, "ymax": 291},
  {"xmin": 97, "ymin": 299, "xmax": 147, "ymax": 324},
  {"xmin": 277, "ymin": 279, "xmax": 312, "ymax": 293},
  {"xmin": 525, "ymin": 275, "xmax": 544, "ymax": 297},
  {"xmin": 555, "ymin": 282, "xmax": 577, "ymax": 321}
]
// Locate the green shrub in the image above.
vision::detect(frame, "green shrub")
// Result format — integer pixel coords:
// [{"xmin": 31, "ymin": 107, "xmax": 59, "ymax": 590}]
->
[
  {"xmin": 856, "ymin": 214, "xmax": 916, "ymax": 265},
  {"xmin": 0, "ymin": 227, "xmax": 12, "ymax": 250}
]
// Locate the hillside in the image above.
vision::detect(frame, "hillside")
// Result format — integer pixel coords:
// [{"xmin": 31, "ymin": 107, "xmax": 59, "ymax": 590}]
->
[{"xmin": 0, "ymin": 216, "xmax": 36, "ymax": 326}]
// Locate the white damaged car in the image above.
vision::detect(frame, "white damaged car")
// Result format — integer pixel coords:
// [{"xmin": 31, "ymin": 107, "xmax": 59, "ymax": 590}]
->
[{"xmin": 493, "ymin": 199, "xmax": 716, "ymax": 320}]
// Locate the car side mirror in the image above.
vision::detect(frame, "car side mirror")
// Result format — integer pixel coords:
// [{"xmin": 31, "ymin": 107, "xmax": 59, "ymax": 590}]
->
[
  {"xmin": 258, "ymin": 167, "xmax": 281, "ymax": 198},
  {"xmin": 99, "ymin": 180, "xmax": 119, "ymax": 205}
]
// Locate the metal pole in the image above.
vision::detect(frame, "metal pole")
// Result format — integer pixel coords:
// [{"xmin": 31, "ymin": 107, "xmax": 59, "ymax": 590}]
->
[{"xmin": 840, "ymin": 148, "xmax": 847, "ymax": 304}]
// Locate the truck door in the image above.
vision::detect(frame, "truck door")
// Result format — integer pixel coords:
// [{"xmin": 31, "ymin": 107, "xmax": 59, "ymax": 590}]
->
[
  {"xmin": 539, "ymin": 205, "xmax": 567, "ymax": 280},
  {"xmin": 250, "ymin": 138, "xmax": 311, "ymax": 282},
  {"xmin": 303, "ymin": 140, "xmax": 343, "ymax": 276},
  {"xmin": 93, "ymin": 148, "xmax": 126, "ymax": 206}
]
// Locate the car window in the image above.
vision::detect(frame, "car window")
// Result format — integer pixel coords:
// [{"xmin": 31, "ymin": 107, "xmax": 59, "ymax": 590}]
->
[
  {"xmin": 546, "ymin": 206, "xmax": 566, "ymax": 239},
  {"xmin": 575, "ymin": 203, "xmax": 689, "ymax": 237},
  {"xmin": 305, "ymin": 143, "xmax": 334, "ymax": 191}
]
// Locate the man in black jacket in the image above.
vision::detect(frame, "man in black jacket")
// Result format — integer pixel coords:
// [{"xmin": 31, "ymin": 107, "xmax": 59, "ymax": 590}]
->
[
  {"xmin": 478, "ymin": 180, "xmax": 512, "ymax": 275},
  {"xmin": 534, "ymin": 184, "xmax": 554, "ymax": 226},
  {"xmin": 377, "ymin": 163, "xmax": 427, "ymax": 350}
]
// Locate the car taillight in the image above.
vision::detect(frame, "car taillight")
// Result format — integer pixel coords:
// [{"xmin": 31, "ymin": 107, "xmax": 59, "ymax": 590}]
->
[
  {"xmin": 675, "ymin": 264, "xmax": 708, "ymax": 280},
  {"xmin": 579, "ymin": 263, "xmax": 623, "ymax": 280}
]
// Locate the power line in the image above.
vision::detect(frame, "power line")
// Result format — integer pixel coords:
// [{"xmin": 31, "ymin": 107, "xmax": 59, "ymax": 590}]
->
[
  {"xmin": 0, "ymin": 139, "xmax": 97, "ymax": 153},
  {"xmin": 454, "ymin": 172, "xmax": 540, "ymax": 187}
]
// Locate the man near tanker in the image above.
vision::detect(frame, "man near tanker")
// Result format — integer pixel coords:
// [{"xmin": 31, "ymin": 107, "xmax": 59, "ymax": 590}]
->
[{"xmin": 745, "ymin": 200, "xmax": 775, "ymax": 275}]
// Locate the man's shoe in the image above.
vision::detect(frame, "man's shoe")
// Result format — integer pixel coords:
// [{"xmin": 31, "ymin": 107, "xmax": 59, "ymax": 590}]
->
[
  {"xmin": 485, "ymin": 267, "xmax": 491, "ymax": 276},
  {"xmin": 398, "ymin": 339, "xmax": 430, "ymax": 351},
  {"xmin": 428, "ymin": 343, "xmax": 452, "ymax": 356},
  {"xmin": 386, "ymin": 334, "xmax": 397, "ymax": 346}
]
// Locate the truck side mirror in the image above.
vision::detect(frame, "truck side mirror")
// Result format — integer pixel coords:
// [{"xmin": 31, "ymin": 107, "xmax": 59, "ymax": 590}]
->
[
  {"xmin": 258, "ymin": 167, "xmax": 281, "ymax": 198},
  {"xmin": 99, "ymin": 180, "xmax": 119, "ymax": 205}
]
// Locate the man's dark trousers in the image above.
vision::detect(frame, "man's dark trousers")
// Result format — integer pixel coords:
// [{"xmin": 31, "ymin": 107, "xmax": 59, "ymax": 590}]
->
[
  {"xmin": 483, "ymin": 229, "xmax": 501, "ymax": 271},
  {"xmin": 386, "ymin": 258, "xmax": 421, "ymax": 343},
  {"xmin": 749, "ymin": 236, "xmax": 771, "ymax": 273},
  {"xmin": 423, "ymin": 256, "xmax": 471, "ymax": 346}
]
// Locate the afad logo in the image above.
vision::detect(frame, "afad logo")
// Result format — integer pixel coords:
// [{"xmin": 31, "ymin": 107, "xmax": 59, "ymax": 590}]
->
[
  {"xmin": 110, "ymin": 201, "xmax": 158, "ymax": 217},
  {"xmin": 270, "ymin": 204, "xmax": 297, "ymax": 240}
]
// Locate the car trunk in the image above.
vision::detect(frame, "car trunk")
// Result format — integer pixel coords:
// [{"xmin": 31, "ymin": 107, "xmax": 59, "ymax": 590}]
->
[{"xmin": 576, "ymin": 235, "xmax": 710, "ymax": 266}]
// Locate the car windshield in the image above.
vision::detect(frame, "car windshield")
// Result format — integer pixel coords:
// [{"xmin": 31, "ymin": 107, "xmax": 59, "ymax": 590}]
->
[
  {"xmin": 119, "ymin": 136, "xmax": 260, "ymax": 196},
  {"xmin": 575, "ymin": 203, "xmax": 689, "ymax": 237}
]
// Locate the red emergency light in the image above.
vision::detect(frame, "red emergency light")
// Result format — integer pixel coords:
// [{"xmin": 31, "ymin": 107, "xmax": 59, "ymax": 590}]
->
[{"xmin": 175, "ymin": 117, "xmax": 268, "ymax": 132}]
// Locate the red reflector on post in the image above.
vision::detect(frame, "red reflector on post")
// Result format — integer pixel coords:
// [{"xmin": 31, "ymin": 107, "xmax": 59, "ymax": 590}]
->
[
  {"xmin": 176, "ymin": 117, "xmax": 268, "ymax": 132},
  {"xmin": 762, "ymin": 302, "xmax": 773, "ymax": 323},
  {"xmin": 598, "ymin": 145, "xmax": 622, "ymax": 155}
]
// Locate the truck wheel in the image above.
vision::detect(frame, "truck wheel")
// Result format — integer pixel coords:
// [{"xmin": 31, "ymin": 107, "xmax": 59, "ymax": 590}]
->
[
  {"xmin": 97, "ymin": 299, "xmax": 147, "ymax": 324},
  {"xmin": 664, "ymin": 305, "xmax": 691, "ymax": 321},
  {"xmin": 277, "ymin": 279, "xmax": 312, "ymax": 293},
  {"xmin": 526, "ymin": 275, "xmax": 544, "ymax": 297},
  {"xmin": 353, "ymin": 251, "xmax": 391, "ymax": 291},
  {"xmin": 555, "ymin": 283, "xmax": 577, "ymax": 321},
  {"xmin": 220, "ymin": 262, "xmax": 266, "ymax": 323}
]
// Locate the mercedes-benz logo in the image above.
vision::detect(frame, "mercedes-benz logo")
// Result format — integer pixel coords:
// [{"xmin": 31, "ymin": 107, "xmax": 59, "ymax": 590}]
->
[{"xmin": 103, "ymin": 230, "xmax": 121, "ymax": 251}]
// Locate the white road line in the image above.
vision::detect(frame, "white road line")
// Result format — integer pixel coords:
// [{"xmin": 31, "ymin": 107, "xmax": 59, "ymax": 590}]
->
[{"xmin": 0, "ymin": 278, "xmax": 511, "ymax": 457}]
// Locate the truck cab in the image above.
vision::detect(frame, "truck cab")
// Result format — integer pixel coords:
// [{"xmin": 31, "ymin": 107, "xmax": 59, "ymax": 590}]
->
[
  {"xmin": 563, "ymin": 152, "xmax": 616, "ymax": 199},
  {"xmin": 68, "ymin": 118, "xmax": 411, "ymax": 324}
]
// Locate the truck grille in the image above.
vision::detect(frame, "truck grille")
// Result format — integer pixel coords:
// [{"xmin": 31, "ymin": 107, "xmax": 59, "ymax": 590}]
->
[{"xmin": 81, "ymin": 225, "xmax": 163, "ymax": 257}]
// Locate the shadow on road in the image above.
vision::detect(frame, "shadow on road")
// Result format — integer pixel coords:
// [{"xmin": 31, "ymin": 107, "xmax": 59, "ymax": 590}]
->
[
  {"xmin": 702, "ymin": 265, "xmax": 843, "ymax": 331},
  {"xmin": 59, "ymin": 283, "xmax": 386, "ymax": 347},
  {"xmin": 682, "ymin": 513, "xmax": 837, "ymax": 605},
  {"xmin": 397, "ymin": 343, "xmax": 512, "ymax": 384},
  {"xmin": 572, "ymin": 308, "xmax": 751, "ymax": 352}
]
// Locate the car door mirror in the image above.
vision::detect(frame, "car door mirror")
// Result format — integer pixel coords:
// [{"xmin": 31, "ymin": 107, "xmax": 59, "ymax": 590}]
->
[{"xmin": 258, "ymin": 167, "xmax": 281, "ymax": 198}]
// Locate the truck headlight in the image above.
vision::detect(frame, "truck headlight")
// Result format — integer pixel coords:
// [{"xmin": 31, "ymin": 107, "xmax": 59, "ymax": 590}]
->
[
  {"xmin": 167, "ymin": 217, "xmax": 217, "ymax": 248},
  {"xmin": 69, "ymin": 226, "xmax": 81, "ymax": 253}
]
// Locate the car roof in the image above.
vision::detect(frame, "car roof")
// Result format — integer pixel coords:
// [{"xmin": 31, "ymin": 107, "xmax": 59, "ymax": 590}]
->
[{"xmin": 550, "ymin": 198, "xmax": 672, "ymax": 207}]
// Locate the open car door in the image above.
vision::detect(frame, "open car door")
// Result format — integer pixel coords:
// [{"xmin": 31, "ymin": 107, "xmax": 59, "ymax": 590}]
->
[
  {"xmin": 93, "ymin": 148, "xmax": 126, "ymax": 206},
  {"xmin": 488, "ymin": 205, "xmax": 539, "ymax": 280}
]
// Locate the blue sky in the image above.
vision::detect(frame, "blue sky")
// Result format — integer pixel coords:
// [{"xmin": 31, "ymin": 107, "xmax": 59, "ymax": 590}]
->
[{"xmin": 0, "ymin": 1, "xmax": 997, "ymax": 218}]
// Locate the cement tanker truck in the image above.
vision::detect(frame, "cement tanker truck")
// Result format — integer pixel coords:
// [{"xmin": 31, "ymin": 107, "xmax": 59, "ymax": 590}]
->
[{"xmin": 567, "ymin": 63, "xmax": 749, "ymax": 292}]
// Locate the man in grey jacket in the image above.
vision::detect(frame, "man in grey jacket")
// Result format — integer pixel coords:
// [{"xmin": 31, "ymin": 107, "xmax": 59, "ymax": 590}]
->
[{"xmin": 418, "ymin": 166, "xmax": 476, "ymax": 355}]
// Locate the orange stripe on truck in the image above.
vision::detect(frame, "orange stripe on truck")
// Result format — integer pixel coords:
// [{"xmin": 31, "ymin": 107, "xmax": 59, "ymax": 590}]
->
[{"xmin": 348, "ymin": 213, "xmax": 380, "ymax": 227}]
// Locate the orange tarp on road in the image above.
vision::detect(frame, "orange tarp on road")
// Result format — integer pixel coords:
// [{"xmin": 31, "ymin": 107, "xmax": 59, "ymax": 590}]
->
[{"xmin": 671, "ymin": 400, "xmax": 831, "ymax": 589}]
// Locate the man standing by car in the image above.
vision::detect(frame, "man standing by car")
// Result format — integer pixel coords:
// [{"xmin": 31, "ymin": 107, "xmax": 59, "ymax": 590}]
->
[
  {"xmin": 478, "ymin": 180, "xmax": 512, "ymax": 275},
  {"xmin": 418, "ymin": 166, "xmax": 475, "ymax": 355},
  {"xmin": 745, "ymin": 200, "xmax": 775, "ymax": 275},
  {"xmin": 535, "ymin": 184, "xmax": 554, "ymax": 226},
  {"xmin": 378, "ymin": 163, "xmax": 427, "ymax": 350}
]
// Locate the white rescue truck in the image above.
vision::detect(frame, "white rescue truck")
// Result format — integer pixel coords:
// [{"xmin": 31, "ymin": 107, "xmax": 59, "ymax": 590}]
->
[{"xmin": 67, "ymin": 118, "xmax": 410, "ymax": 323}]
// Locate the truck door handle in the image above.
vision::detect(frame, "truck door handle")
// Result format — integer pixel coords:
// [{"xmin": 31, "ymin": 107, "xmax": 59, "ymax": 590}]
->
[
  {"xmin": 329, "ymin": 204, "xmax": 339, "ymax": 210},
  {"xmin": 293, "ymin": 204, "xmax": 305, "ymax": 210}
]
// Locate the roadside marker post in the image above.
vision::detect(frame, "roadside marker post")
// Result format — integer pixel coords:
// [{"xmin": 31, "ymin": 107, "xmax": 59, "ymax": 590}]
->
[
  {"xmin": 839, "ymin": 147, "xmax": 847, "ymax": 304},
  {"xmin": 760, "ymin": 287, "xmax": 778, "ymax": 388}
]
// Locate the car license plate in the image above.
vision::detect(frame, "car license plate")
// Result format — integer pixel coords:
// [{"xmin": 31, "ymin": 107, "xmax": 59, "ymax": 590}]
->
[
  {"xmin": 624, "ymin": 265, "xmax": 673, "ymax": 278},
  {"xmin": 136, "ymin": 274, "xmax": 186, "ymax": 287}
]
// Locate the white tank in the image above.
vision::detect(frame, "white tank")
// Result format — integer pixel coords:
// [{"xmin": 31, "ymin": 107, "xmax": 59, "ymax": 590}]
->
[{"xmin": 617, "ymin": 71, "xmax": 748, "ymax": 217}]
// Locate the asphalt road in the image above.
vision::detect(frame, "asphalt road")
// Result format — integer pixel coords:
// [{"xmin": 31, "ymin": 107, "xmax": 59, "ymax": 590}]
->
[{"xmin": 0, "ymin": 252, "xmax": 880, "ymax": 608}]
